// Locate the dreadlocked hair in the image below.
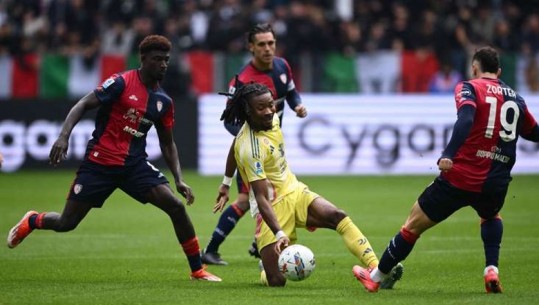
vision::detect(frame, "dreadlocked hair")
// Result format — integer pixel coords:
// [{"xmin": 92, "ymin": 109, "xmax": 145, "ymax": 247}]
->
[{"xmin": 219, "ymin": 81, "xmax": 271, "ymax": 126}]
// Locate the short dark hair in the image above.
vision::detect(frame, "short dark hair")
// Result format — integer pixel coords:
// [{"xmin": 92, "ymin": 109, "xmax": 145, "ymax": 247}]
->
[
  {"xmin": 220, "ymin": 81, "xmax": 271, "ymax": 126},
  {"xmin": 472, "ymin": 46, "xmax": 499, "ymax": 74},
  {"xmin": 247, "ymin": 23, "xmax": 275, "ymax": 44},
  {"xmin": 139, "ymin": 35, "xmax": 171, "ymax": 55}
]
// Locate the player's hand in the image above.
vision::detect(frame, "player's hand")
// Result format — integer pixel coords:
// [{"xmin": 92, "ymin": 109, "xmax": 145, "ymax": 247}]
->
[
  {"xmin": 294, "ymin": 105, "xmax": 307, "ymax": 118},
  {"xmin": 274, "ymin": 236, "xmax": 290, "ymax": 254},
  {"xmin": 176, "ymin": 180, "xmax": 195, "ymax": 205},
  {"xmin": 438, "ymin": 158, "xmax": 453, "ymax": 172},
  {"xmin": 213, "ymin": 184, "xmax": 230, "ymax": 213},
  {"xmin": 49, "ymin": 136, "xmax": 69, "ymax": 166}
]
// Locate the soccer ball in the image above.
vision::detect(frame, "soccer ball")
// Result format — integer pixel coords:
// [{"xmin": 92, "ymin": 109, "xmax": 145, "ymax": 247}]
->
[{"xmin": 278, "ymin": 244, "xmax": 316, "ymax": 281}]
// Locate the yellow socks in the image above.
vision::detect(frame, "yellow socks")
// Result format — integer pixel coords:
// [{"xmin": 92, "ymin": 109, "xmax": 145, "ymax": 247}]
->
[
  {"xmin": 260, "ymin": 270, "xmax": 268, "ymax": 286},
  {"xmin": 336, "ymin": 216, "xmax": 379, "ymax": 268}
]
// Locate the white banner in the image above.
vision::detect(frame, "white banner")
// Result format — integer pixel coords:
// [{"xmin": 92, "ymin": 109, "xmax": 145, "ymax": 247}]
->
[
  {"xmin": 0, "ymin": 120, "xmax": 162, "ymax": 173},
  {"xmin": 199, "ymin": 94, "xmax": 539, "ymax": 175}
]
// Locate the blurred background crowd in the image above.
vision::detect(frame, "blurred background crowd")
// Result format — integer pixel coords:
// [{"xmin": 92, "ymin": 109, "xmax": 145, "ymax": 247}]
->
[{"xmin": 1, "ymin": 0, "xmax": 538, "ymax": 99}]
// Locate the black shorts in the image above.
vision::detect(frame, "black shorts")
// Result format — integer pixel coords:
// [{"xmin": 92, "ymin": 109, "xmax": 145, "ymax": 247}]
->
[
  {"xmin": 68, "ymin": 159, "xmax": 169, "ymax": 207},
  {"xmin": 418, "ymin": 177, "xmax": 507, "ymax": 222}
]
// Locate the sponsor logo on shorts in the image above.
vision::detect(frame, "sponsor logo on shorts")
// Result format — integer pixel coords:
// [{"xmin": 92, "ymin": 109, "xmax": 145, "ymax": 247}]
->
[
  {"xmin": 279, "ymin": 73, "xmax": 287, "ymax": 84},
  {"xmin": 73, "ymin": 184, "xmax": 83, "ymax": 194}
]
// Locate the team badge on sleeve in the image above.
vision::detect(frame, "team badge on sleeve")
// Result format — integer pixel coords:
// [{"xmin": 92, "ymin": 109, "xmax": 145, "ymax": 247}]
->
[
  {"xmin": 157, "ymin": 101, "xmax": 163, "ymax": 112},
  {"xmin": 460, "ymin": 88, "xmax": 472, "ymax": 98},
  {"xmin": 253, "ymin": 161, "xmax": 263, "ymax": 175}
]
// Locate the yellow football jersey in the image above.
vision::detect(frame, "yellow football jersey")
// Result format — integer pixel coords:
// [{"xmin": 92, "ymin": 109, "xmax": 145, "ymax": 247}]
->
[{"xmin": 235, "ymin": 115, "xmax": 299, "ymax": 217}]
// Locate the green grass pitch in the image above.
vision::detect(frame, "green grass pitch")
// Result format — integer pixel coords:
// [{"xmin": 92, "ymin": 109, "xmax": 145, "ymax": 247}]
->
[{"xmin": 1, "ymin": 170, "xmax": 538, "ymax": 305}]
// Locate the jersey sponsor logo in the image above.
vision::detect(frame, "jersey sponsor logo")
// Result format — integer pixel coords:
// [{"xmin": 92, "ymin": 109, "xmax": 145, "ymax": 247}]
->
[
  {"xmin": 157, "ymin": 101, "xmax": 163, "ymax": 112},
  {"xmin": 73, "ymin": 184, "xmax": 83, "ymax": 194},
  {"xmin": 279, "ymin": 73, "xmax": 287, "ymax": 84},
  {"xmin": 476, "ymin": 149, "xmax": 510, "ymax": 163},
  {"xmin": 129, "ymin": 95, "xmax": 138, "ymax": 101},
  {"xmin": 123, "ymin": 126, "xmax": 145, "ymax": 137},
  {"xmin": 123, "ymin": 108, "xmax": 140, "ymax": 123},
  {"xmin": 122, "ymin": 108, "xmax": 153, "ymax": 126},
  {"xmin": 102, "ymin": 77, "xmax": 115, "ymax": 89}
]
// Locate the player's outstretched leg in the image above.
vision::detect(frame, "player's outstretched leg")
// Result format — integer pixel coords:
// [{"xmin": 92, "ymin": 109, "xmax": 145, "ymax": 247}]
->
[
  {"xmin": 7, "ymin": 211, "xmax": 38, "ymax": 248},
  {"xmin": 8, "ymin": 200, "xmax": 95, "ymax": 248},
  {"xmin": 202, "ymin": 197, "xmax": 249, "ymax": 265},
  {"xmin": 201, "ymin": 202, "xmax": 246, "ymax": 265}
]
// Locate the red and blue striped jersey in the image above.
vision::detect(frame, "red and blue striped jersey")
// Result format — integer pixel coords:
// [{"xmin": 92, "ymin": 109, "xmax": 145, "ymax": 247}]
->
[
  {"xmin": 442, "ymin": 77, "xmax": 537, "ymax": 192},
  {"xmin": 87, "ymin": 69, "xmax": 174, "ymax": 166},
  {"xmin": 225, "ymin": 57, "xmax": 301, "ymax": 136}
]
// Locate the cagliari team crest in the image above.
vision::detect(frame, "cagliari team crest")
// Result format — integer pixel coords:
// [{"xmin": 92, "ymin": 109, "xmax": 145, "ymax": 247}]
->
[
  {"xmin": 73, "ymin": 184, "xmax": 83, "ymax": 194},
  {"xmin": 157, "ymin": 101, "xmax": 163, "ymax": 112}
]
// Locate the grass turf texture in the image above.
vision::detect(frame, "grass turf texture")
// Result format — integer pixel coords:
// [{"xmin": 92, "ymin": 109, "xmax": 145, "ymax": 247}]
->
[{"xmin": 1, "ymin": 170, "xmax": 538, "ymax": 305}]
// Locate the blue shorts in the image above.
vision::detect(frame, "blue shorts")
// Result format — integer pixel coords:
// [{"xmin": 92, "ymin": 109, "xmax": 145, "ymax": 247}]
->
[
  {"xmin": 68, "ymin": 159, "xmax": 169, "ymax": 207},
  {"xmin": 235, "ymin": 172, "xmax": 249, "ymax": 194},
  {"xmin": 418, "ymin": 177, "xmax": 507, "ymax": 222}
]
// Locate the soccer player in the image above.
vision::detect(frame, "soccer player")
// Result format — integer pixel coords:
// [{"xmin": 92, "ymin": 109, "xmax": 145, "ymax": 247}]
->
[
  {"xmin": 6, "ymin": 35, "xmax": 221, "ymax": 282},
  {"xmin": 201, "ymin": 23, "xmax": 307, "ymax": 266},
  {"xmin": 0, "ymin": 152, "xmax": 3, "ymax": 169},
  {"xmin": 354, "ymin": 46, "xmax": 539, "ymax": 293},
  {"xmin": 219, "ymin": 82, "xmax": 403, "ymax": 287}
]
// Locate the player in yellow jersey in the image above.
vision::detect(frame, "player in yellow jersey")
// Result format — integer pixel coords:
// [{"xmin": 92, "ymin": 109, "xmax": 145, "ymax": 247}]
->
[{"xmin": 218, "ymin": 82, "xmax": 403, "ymax": 288}]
